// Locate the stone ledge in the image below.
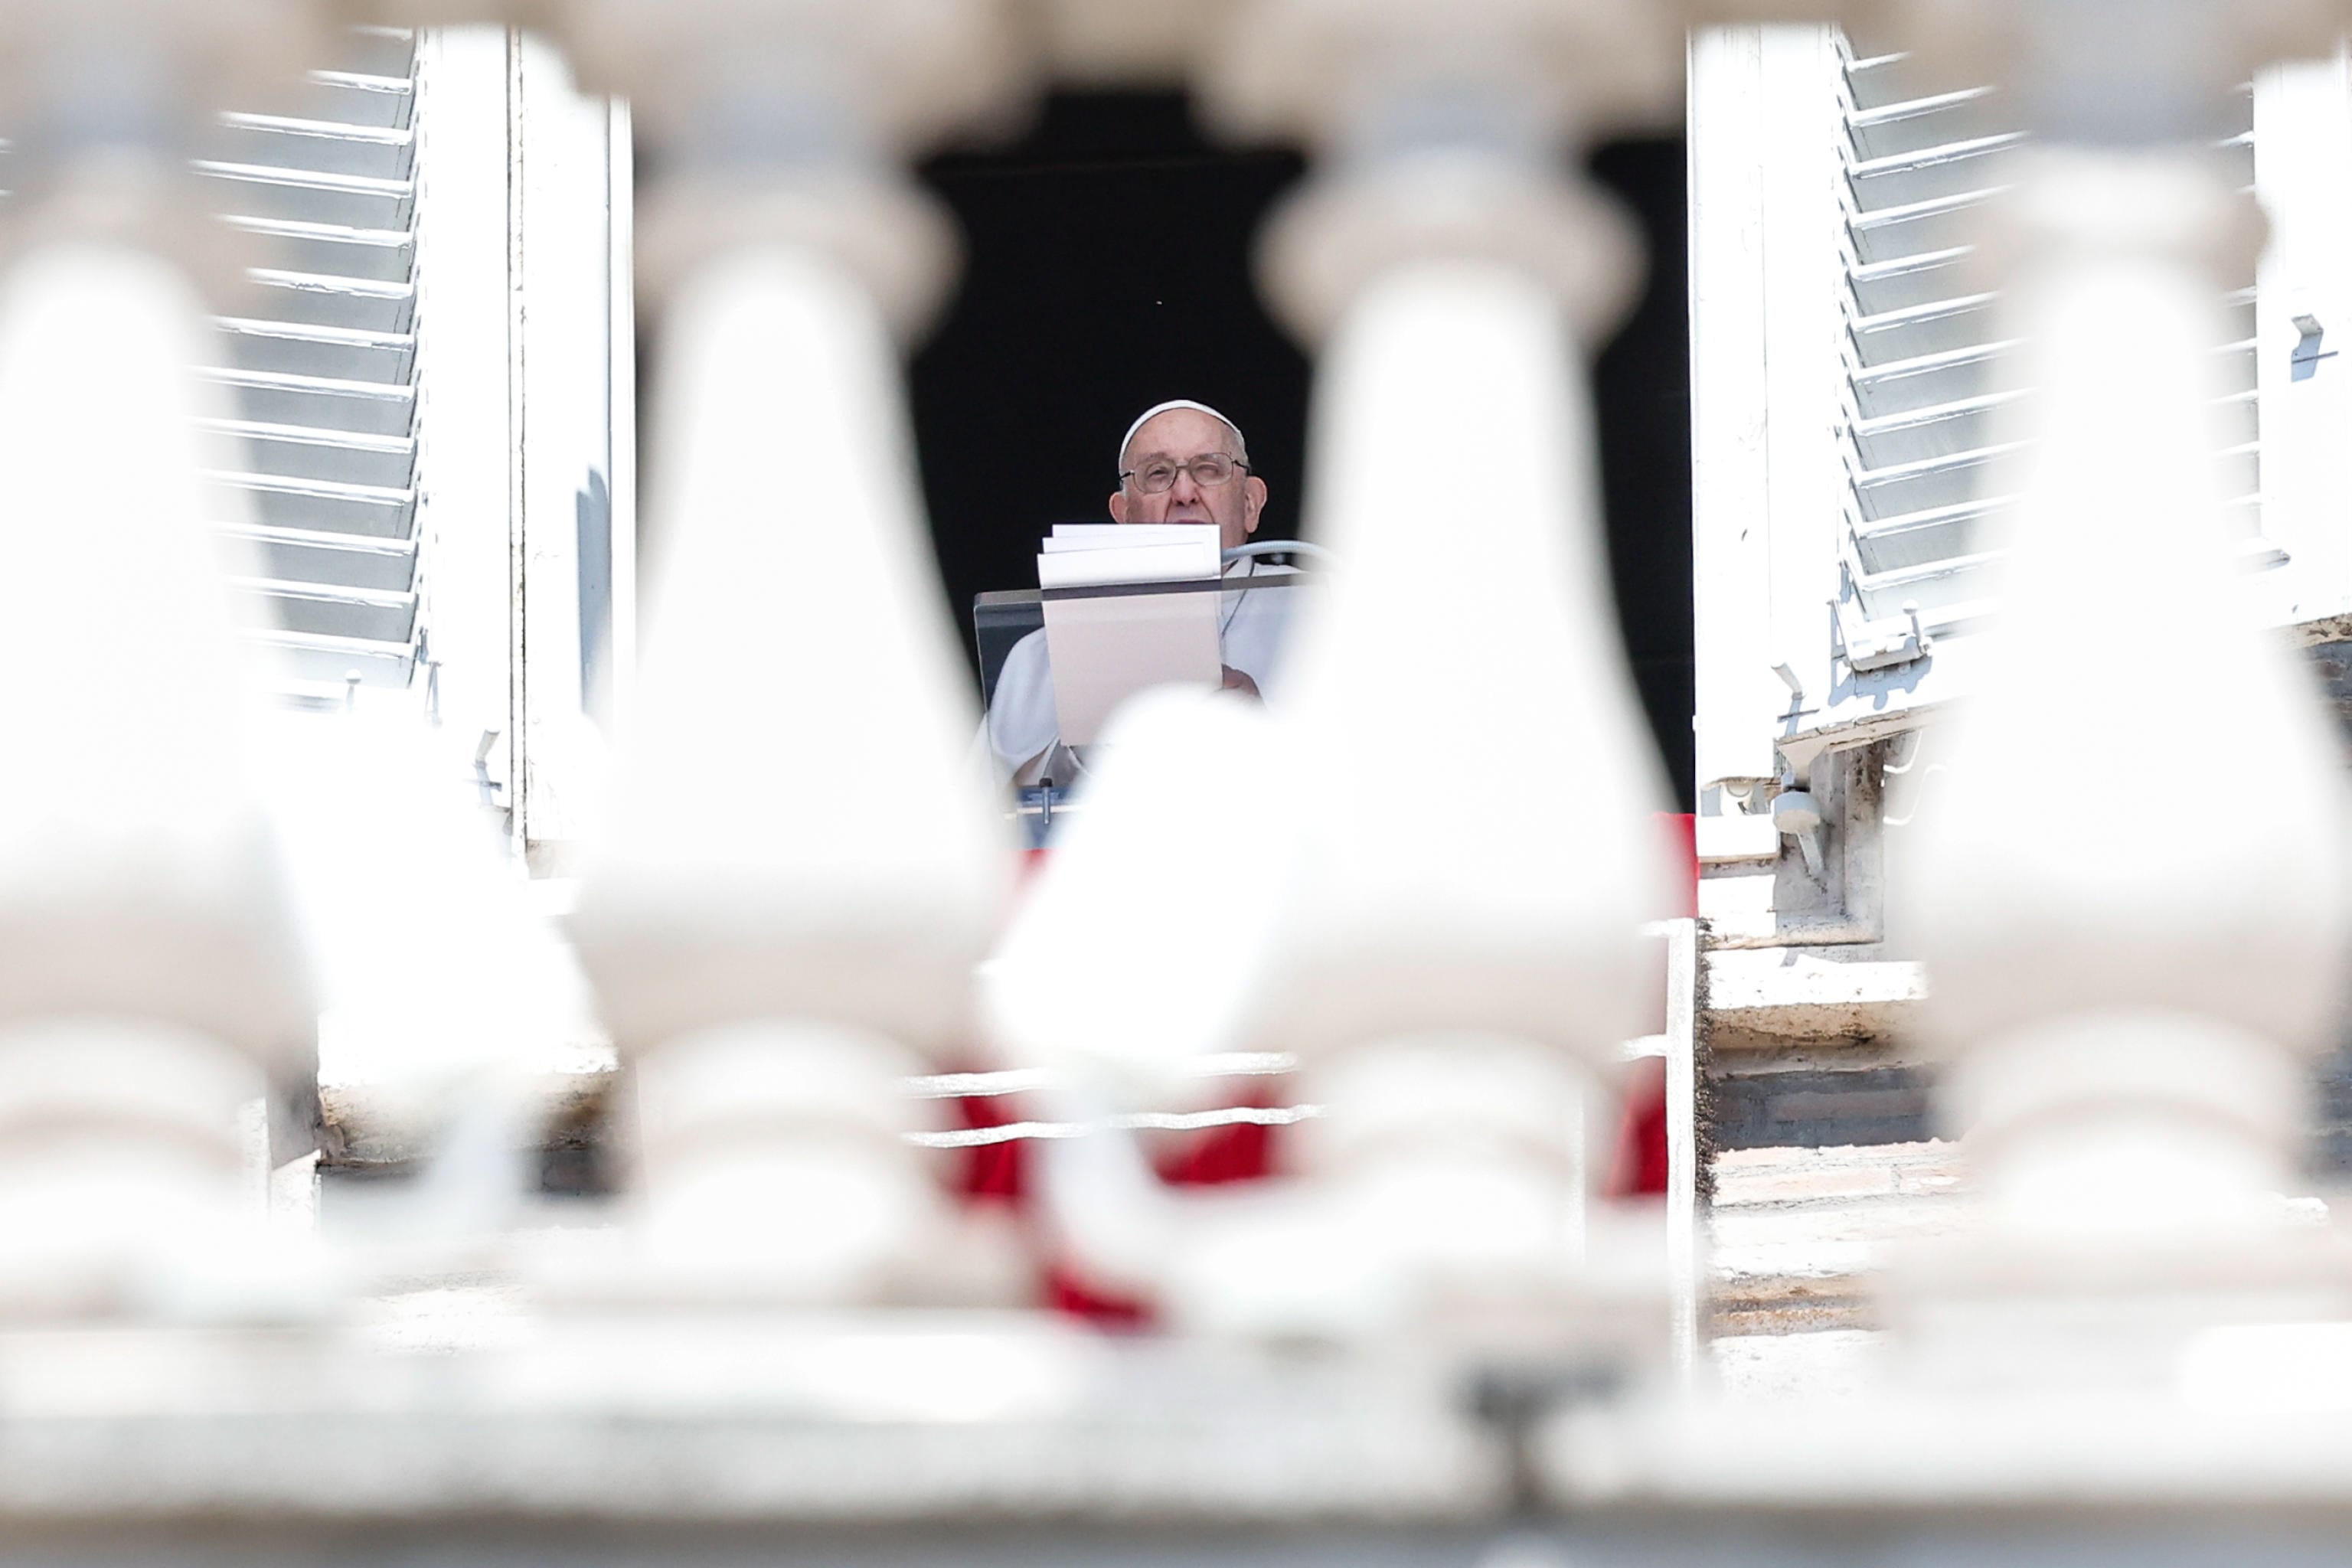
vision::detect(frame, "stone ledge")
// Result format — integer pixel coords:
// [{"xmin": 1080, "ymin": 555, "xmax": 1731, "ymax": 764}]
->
[
  {"xmin": 0, "ymin": 1317, "xmax": 1508, "ymax": 1526},
  {"xmin": 1542, "ymin": 1384, "xmax": 2352, "ymax": 1515},
  {"xmin": 1704, "ymin": 948, "xmax": 1926, "ymax": 1047},
  {"xmin": 318, "ymin": 1065, "xmax": 616, "ymax": 1176}
]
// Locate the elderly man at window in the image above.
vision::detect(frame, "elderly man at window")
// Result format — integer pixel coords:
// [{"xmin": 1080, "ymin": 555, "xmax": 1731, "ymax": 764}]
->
[{"xmin": 982, "ymin": 400, "xmax": 1301, "ymax": 787}]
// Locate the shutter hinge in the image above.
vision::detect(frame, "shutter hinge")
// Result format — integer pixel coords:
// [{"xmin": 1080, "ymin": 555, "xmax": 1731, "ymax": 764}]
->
[{"xmin": 1832, "ymin": 593, "xmax": 1933, "ymax": 673}]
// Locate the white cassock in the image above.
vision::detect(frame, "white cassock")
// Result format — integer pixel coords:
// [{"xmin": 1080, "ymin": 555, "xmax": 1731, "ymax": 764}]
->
[{"xmin": 981, "ymin": 555, "xmax": 1303, "ymax": 787}]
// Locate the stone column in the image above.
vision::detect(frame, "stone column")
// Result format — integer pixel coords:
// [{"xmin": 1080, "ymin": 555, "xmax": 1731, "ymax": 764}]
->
[
  {"xmin": 558, "ymin": 0, "xmax": 1031, "ymax": 1302},
  {"xmin": 0, "ymin": 0, "xmax": 325, "ymax": 1315},
  {"xmin": 1881, "ymin": 0, "xmax": 2352, "ymax": 1371},
  {"xmin": 995, "ymin": 0, "xmax": 1690, "ymax": 1343}
]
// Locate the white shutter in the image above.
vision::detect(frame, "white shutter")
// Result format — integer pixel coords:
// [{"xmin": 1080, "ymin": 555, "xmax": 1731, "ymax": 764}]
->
[
  {"xmin": 208, "ymin": 28, "xmax": 423, "ymax": 704},
  {"xmin": 1835, "ymin": 50, "xmax": 2021, "ymax": 652},
  {"xmin": 1690, "ymin": 29, "xmax": 2316, "ymax": 790},
  {"xmin": 1834, "ymin": 43, "xmax": 2265, "ymax": 669},
  {"xmin": 194, "ymin": 27, "xmax": 630, "ymax": 859}
]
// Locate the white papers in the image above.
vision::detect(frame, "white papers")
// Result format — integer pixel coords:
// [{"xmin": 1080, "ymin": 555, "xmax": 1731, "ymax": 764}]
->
[
  {"xmin": 1042, "ymin": 522, "xmax": 1217, "ymax": 551},
  {"xmin": 1037, "ymin": 544, "xmax": 1219, "ymax": 588},
  {"xmin": 1036, "ymin": 523, "xmax": 1223, "ymax": 746},
  {"xmin": 1036, "ymin": 523, "xmax": 1220, "ymax": 586}
]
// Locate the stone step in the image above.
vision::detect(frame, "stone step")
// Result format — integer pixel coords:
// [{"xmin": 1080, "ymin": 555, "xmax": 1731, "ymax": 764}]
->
[
  {"xmin": 1707, "ymin": 1139, "xmax": 1969, "ymax": 1335},
  {"xmin": 1706, "ymin": 1138, "xmax": 2340, "ymax": 1338}
]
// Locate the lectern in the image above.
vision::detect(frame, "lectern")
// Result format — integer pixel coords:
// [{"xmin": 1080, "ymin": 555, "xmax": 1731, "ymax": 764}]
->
[{"xmin": 974, "ymin": 567, "xmax": 1312, "ymax": 845}]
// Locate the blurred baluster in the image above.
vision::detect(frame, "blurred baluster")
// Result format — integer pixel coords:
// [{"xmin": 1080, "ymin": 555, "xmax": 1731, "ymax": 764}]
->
[
  {"xmin": 989, "ymin": 0, "xmax": 1686, "ymax": 1344},
  {"xmin": 557, "ymin": 0, "xmax": 1032, "ymax": 1302},
  {"xmin": 266, "ymin": 706, "xmax": 599, "ymax": 1258},
  {"xmin": 1884, "ymin": 1, "xmax": 2352, "ymax": 1370},
  {"xmin": 1211, "ymin": 0, "xmax": 1686, "ymax": 1345},
  {"xmin": 0, "ymin": 0, "xmax": 327, "ymax": 1314},
  {"xmin": 979, "ymin": 688, "xmax": 1292, "ymax": 1311},
  {"xmin": 1028, "ymin": 0, "xmax": 1240, "ymax": 87}
]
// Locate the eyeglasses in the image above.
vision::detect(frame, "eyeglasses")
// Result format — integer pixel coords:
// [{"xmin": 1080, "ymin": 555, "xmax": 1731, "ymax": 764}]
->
[{"xmin": 1120, "ymin": 453, "xmax": 1248, "ymax": 495}]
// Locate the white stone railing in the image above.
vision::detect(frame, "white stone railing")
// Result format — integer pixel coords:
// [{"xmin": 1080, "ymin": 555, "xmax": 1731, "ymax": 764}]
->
[{"xmin": 0, "ymin": 0, "xmax": 2348, "ymax": 1553}]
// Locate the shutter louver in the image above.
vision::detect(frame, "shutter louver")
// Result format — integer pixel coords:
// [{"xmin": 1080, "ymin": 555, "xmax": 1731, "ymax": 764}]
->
[
  {"xmin": 207, "ymin": 28, "xmax": 423, "ymax": 704},
  {"xmin": 1834, "ymin": 43, "xmax": 2267, "ymax": 655}
]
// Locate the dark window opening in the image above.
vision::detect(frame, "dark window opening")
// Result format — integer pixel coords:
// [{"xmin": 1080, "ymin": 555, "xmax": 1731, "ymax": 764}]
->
[{"xmin": 910, "ymin": 93, "xmax": 1693, "ymax": 803}]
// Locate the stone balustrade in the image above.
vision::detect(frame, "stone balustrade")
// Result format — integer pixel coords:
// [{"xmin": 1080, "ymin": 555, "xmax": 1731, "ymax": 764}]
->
[{"xmin": 0, "ymin": 0, "xmax": 2343, "ymax": 1562}]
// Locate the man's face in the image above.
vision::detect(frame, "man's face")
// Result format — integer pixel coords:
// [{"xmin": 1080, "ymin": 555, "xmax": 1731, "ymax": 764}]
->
[{"xmin": 1108, "ymin": 407, "xmax": 1268, "ymax": 553}]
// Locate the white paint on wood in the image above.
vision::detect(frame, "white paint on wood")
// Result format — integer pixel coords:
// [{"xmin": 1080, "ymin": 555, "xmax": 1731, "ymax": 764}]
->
[
  {"xmin": 606, "ymin": 96, "xmax": 639, "ymax": 742},
  {"xmin": 405, "ymin": 27, "xmax": 628, "ymax": 862},
  {"xmin": 2247, "ymin": 53, "xmax": 2352, "ymax": 628},
  {"xmin": 410, "ymin": 28, "xmax": 517, "ymax": 827},
  {"xmin": 1756, "ymin": 28, "xmax": 1850, "ymax": 758},
  {"xmin": 515, "ymin": 33, "xmax": 623, "ymax": 858},
  {"xmin": 1687, "ymin": 26, "xmax": 1790, "ymax": 795}
]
